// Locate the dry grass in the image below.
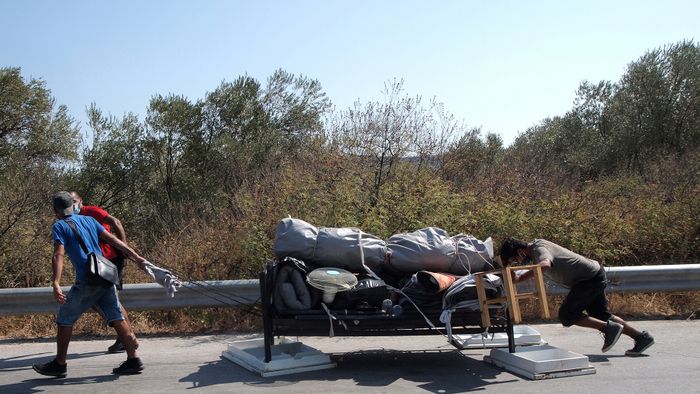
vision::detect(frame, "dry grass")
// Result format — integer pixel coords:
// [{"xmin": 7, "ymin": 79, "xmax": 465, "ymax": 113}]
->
[
  {"xmin": 0, "ymin": 307, "xmax": 262, "ymax": 340},
  {"xmin": 2, "ymin": 292, "xmax": 698, "ymax": 340}
]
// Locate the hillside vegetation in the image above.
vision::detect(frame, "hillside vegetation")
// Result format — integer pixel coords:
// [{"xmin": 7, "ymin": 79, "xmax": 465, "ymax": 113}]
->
[{"xmin": 1, "ymin": 41, "xmax": 698, "ymax": 336}]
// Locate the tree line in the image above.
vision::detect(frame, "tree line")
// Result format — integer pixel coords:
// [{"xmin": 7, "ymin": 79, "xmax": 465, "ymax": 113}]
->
[{"xmin": 1, "ymin": 40, "xmax": 698, "ymax": 288}]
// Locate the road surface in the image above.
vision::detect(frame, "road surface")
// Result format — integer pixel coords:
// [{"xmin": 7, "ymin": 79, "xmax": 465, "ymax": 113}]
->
[{"xmin": 0, "ymin": 320, "xmax": 697, "ymax": 393}]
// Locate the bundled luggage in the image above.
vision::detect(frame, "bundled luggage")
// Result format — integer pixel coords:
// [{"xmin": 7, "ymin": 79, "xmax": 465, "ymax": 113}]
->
[
  {"xmin": 271, "ymin": 217, "xmax": 502, "ymax": 315},
  {"xmin": 274, "ymin": 218, "xmax": 387, "ymax": 271},
  {"xmin": 386, "ymin": 228, "xmax": 495, "ymax": 275}
]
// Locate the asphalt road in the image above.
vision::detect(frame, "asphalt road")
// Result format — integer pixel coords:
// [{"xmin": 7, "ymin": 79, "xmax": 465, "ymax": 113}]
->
[{"xmin": 1, "ymin": 320, "xmax": 698, "ymax": 393}]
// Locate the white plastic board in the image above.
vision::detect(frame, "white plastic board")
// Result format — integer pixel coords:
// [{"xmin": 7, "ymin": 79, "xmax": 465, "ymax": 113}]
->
[
  {"xmin": 484, "ymin": 345, "xmax": 595, "ymax": 380},
  {"xmin": 222, "ymin": 337, "xmax": 336, "ymax": 377},
  {"xmin": 452, "ymin": 325, "xmax": 544, "ymax": 349}
]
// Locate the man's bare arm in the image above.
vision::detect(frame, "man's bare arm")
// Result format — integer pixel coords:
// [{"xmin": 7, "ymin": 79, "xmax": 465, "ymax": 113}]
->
[
  {"xmin": 99, "ymin": 230, "xmax": 146, "ymax": 270},
  {"xmin": 103, "ymin": 215, "xmax": 126, "ymax": 243},
  {"xmin": 515, "ymin": 259, "xmax": 551, "ymax": 282},
  {"xmin": 52, "ymin": 241, "xmax": 67, "ymax": 304}
]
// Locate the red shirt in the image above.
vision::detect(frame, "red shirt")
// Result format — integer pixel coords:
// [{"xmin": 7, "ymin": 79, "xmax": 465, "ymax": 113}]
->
[{"xmin": 80, "ymin": 205, "xmax": 119, "ymax": 260}]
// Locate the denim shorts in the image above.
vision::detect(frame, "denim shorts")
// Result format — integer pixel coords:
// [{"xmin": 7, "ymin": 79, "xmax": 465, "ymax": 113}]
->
[{"xmin": 56, "ymin": 282, "xmax": 124, "ymax": 327}]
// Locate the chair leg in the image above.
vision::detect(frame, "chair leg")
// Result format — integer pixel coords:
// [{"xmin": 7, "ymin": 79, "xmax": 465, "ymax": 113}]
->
[
  {"xmin": 475, "ymin": 274, "xmax": 491, "ymax": 328},
  {"xmin": 533, "ymin": 266, "xmax": 551, "ymax": 319},
  {"xmin": 503, "ymin": 268, "xmax": 521, "ymax": 323}
]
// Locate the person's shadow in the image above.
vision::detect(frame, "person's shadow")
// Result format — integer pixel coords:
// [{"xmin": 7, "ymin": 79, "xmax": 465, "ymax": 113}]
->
[
  {"xmin": 0, "ymin": 350, "xmax": 118, "ymax": 393},
  {"xmin": 0, "ymin": 374, "xmax": 120, "ymax": 393},
  {"xmin": 586, "ymin": 353, "xmax": 643, "ymax": 363}
]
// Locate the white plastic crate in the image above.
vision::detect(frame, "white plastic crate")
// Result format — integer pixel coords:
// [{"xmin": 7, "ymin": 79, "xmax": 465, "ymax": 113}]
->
[{"xmin": 452, "ymin": 325, "xmax": 544, "ymax": 349}]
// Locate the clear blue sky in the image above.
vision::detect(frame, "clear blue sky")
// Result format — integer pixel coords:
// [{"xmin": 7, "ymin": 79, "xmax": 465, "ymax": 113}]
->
[{"xmin": 2, "ymin": 0, "xmax": 699, "ymax": 145}]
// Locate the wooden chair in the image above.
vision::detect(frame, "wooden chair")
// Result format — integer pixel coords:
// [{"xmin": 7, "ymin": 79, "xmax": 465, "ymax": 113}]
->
[{"xmin": 475, "ymin": 264, "xmax": 550, "ymax": 327}]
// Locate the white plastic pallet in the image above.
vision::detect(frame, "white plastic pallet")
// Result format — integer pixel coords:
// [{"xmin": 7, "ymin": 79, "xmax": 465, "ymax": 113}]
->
[
  {"xmin": 222, "ymin": 337, "xmax": 336, "ymax": 377},
  {"xmin": 484, "ymin": 345, "xmax": 596, "ymax": 380},
  {"xmin": 452, "ymin": 325, "xmax": 545, "ymax": 349}
]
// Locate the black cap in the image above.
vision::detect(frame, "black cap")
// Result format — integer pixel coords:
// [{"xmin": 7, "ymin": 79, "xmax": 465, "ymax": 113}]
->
[{"xmin": 52, "ymin": 191, "xmax": 74, "ymax": 216}]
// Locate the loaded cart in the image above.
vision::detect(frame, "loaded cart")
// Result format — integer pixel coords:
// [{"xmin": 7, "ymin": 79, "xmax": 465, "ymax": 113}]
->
[
  {"xmin": 259, "ymin": 259, "xmax": 519, "ymax": 364},
  {"xmin": 250, "ymin": 217, "xmax": 553, "ymax": 365}
]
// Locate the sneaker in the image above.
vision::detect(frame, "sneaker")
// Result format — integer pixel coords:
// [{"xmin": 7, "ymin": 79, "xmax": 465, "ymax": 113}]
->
[
  {"xmin": 107, "ymin": 339, "xmax": 125, "ymax": 353},
  {"xmin": 32, "ymin": 359, "xmax": 67, "ymax": 378},
  {"xmin": 112, "ymin": 357, "xmax": 144, "ymax": 375},
  {"xmin": 601, "ymin": 321, "xmax": 623, "ymax": 352},
  {"xmin": 625, "ymin": 331, "xmax": 655, "ymax": 356}
]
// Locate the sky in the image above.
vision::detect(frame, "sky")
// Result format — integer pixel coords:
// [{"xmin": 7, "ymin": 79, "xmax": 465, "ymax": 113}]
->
[{"xmin": 2, "ymin": 0, "xmax": 699, "ymax": 146}]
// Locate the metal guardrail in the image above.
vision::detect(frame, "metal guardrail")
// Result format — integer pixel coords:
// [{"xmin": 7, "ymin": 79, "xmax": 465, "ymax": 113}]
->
[
  {"xmin": 0, "ymin": 280, "xmax": 260, "ymax": 316},
  {"xmin": 544, "ymin": 264, "xmax": 700, "ymax": 295},
  {"xmin": 1, "ymin": 265, "xmax": 699, "ymax": 316}
]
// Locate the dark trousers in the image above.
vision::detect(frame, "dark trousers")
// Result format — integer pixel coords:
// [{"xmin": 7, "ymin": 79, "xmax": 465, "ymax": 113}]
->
[{"xmin": 558, "ymin": 266, "xmax": 612, "ymax": 327}]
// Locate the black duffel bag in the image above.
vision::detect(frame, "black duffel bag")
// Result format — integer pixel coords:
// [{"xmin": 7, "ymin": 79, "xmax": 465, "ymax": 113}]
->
[{"xmin": 333, "ymin": 277, "xmax": 391, "ymax": 310}]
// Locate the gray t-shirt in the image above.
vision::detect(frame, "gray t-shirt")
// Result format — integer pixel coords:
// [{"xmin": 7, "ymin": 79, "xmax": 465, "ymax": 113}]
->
[{"xmin": 531, "ymin": 239, "xmax": 600, "ymax": 288}]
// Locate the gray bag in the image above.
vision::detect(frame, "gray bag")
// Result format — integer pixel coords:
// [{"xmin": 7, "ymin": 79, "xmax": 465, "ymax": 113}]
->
[
  {"xmin": 386, "ymin": 227, "xmax": 494, "ymax": 275},
  {"xmin": 314, "ymin": 227, "xmax": 385, "ymax": 271},
  {"xmin": 273, "ymin": 218, "xmax": 386, "ymax": 271},
  {"xmin": 87, "ymin": 253, "xmax": 120, "ymax": 287},
  {"xmin": 451, "ymin": 234, "xmax": 495, "ymax": 274},
  {"xmin": 386, "ymin": 227, "xmax": 456, "ymax": 273},
  {"xmin": 273, "ymin": 218, "xmax": 318, "ymax": 262}
]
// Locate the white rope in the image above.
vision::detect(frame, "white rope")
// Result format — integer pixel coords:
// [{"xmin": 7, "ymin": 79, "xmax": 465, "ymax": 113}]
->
[
  {"xmin": 452, "ymin": 234, "xmax": 496, "ymax": 275},
  {"xmin": 321, "ymin": 302, "xmax": 336, "ymax": 337},
  {"xmin": 440, "ymin": 308, "xmax": 454, "ymax": 341}
]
